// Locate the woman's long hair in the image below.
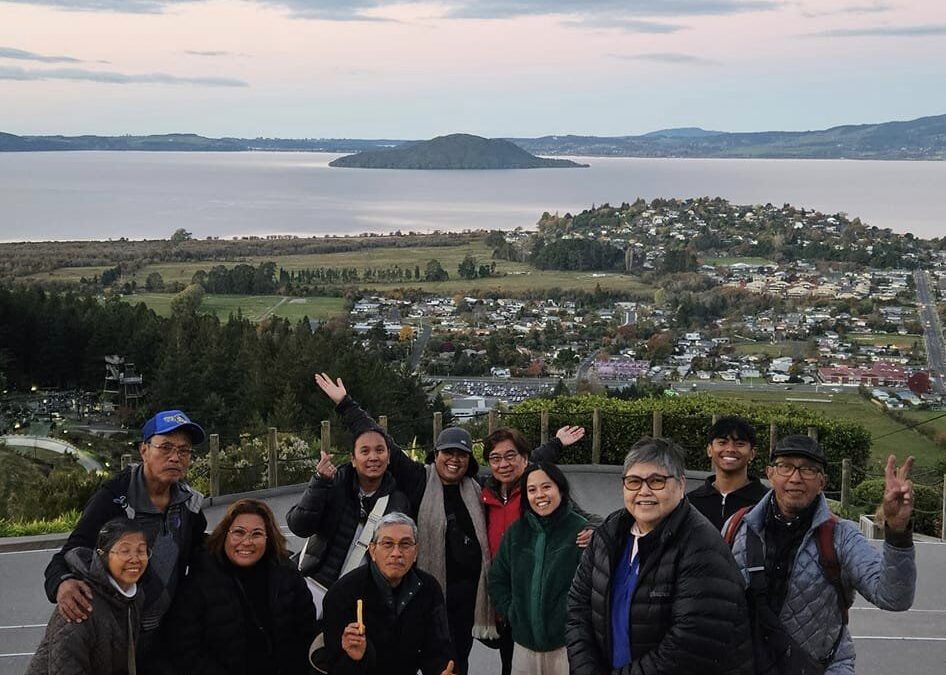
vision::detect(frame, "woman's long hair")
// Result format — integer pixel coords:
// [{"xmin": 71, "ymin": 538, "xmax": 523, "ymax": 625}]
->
[
  {"xmin": 519, "ymin": 462, "xmax": 571, "ymax": 517},
  {"xmin": 206, "ymin": 498, "xmax": 289, "ymax": 562}
]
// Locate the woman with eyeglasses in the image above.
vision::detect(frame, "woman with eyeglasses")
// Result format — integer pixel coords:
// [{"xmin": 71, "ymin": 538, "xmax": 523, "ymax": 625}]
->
[
  {"xmin": 28, "ymin": 518, "xmax": 150, "ymax": 675},
  {"xmin": 488, "ymin": 463, "xmax": 587, "ymax": 675},
  {"xmin": 165, "ymin": 499, "xmax": 317, "ymax": 675},
  {"xmin": 565, "ymin": 437, "xmax": 754, "ymax": 675}
]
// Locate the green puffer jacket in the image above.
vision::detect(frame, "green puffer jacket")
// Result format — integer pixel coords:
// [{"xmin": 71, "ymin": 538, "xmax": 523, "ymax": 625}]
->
[{"xmin": 488, "ymin": 503, "xmax": 587, "ymax": 652}]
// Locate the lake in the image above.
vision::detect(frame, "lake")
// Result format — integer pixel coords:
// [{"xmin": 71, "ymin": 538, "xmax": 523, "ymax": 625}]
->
[{"xmin": 1, "ymin": 152, "xmax": 943, "ymax": 241}]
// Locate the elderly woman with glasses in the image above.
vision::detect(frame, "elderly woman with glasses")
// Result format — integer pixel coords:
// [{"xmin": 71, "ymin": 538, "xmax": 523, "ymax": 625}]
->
[
  {"xmin": 565, "ymin": 437, "xmax": 754, "ymax": 675},
  {"xmin": 322, "ymin": 512, "xmax": 456, "ymax": 675},
  {"xmin": 166, "ymin": 499, "xmax": 317, "ymax": 675},
  {"xmin": 28, "ymin": 518, "xmax": 151, "ymax": 675}
]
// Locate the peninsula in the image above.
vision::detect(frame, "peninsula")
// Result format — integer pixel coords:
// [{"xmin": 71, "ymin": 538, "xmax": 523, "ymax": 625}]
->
[{"xmin": 328, "ymin": 133, "xmax": 589, "ymax": 169}]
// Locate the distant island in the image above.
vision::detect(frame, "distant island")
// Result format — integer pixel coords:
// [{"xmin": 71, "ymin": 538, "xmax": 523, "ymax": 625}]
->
[
  {"xmin": 328, "ymin": 134, "xmax": 589, "ymax": 170},
  {"xmin": 2, "ymin": 113, "xmax": 945, "ymax": 160}
]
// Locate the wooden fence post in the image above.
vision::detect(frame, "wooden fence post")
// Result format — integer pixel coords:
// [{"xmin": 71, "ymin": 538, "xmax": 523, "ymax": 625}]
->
[
  {"xmin": 769, "ymin": 421, "xmax": 778, "ymax": 461},
  {"xmin": 652, "ymin": 410, "xmax": 663, "ymax": 438},
  {"xmin": 378, "ymin": 415, "xmax": 388, "ymax": 432},
  {"xmin": 321, "ymin": 420, "xmax": 331, "ymax": 455},
  {"xmin": 120, "ymin": 453, "xmax": 133, "ymax": 471},
  {"xmin": 433, "ymin": 412, "xmax": 443, "ymax": 441},
  {"xmin": 807, "ymin": 426, "xmax": 818, "ymax": 441},
  {"xmin": 209, "ymin": 434, "xmax": 220, "ymax": 498},
  {"xmin": 711, "ymin": 414, "xmax": 718, "ymax": 425},
  {"xmin": 267, "ymin": 427, "xmax": 278, "ymax": 489},
  {"xmin": 540, "ymin": 410, "xmax": 549, "ymax": 445},
  {"xmin": 488, "ymin": 409, "xmax": 498, "ymax": 435},
  {"xmin": 841, "ymin": 458, "xmax": 851, "ymax": 512},
  {"xmin": 592, "ymin": 408, "xmax": 602, "ymax": 465}
]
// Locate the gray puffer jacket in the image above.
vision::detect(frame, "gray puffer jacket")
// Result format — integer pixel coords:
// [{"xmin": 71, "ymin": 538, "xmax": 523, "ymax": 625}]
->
[
  {"xmin": 729, "ymin": 492, "xmax": 915, "ymax": 674},
  {"xmin": 28, "ymin": 548, "xmax": 143, "ymax": 675}
]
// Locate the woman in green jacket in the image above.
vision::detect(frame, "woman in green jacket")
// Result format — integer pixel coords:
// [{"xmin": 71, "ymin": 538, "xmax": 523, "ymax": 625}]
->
[{"xmin": 488, "ymin": 462, "xmax": 587, "ymax": 675}]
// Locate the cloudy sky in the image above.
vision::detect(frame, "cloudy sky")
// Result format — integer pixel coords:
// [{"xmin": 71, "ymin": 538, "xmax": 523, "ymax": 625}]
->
[{"xmin": 2, "ymin": 0, "xmax": 944, "ymax": 137}]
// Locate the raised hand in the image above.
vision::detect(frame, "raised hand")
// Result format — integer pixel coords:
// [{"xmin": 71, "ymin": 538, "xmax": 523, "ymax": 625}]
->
[
  {"xmin": 882, "ymin": 454, "xmax": 915, "ymax": 534},
  {"xmin": 439, "ymin": 659, "xmax": 456, "ymax": 675},
  {"xmin": 341, "ymin": 622, "xmax": 367, "ymax": 661},
  {"xmin": 314, "ymin": 372, "xmax": 348, "ymax": 405},
  {"xmin": 316, "ymin": 449, "xmax": 337, "ymax": 481},
  {"xmin": 556, "ymin": 425, "xmax": 586, "ymax": 447}
]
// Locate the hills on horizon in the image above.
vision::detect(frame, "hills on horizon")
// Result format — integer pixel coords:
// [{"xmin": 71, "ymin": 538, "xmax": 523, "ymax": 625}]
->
[
  {"xmin": 2, "ymin": 113, "xmax": 945, "ymax": 160},
  {"xmin": 328, "ymin": 134, "xmax": 589, "ymax": 170}
]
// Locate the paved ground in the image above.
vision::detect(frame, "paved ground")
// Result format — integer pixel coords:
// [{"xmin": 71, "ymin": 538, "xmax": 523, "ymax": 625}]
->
[{"xmin": 2, "ymin": 471, "xmax": 944, "ymax": 674}]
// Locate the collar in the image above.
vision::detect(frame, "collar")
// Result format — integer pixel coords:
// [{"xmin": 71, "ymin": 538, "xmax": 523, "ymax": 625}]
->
[{"xmin": 126, "ymin": 464, "xmax": 199, "ymax": 515}]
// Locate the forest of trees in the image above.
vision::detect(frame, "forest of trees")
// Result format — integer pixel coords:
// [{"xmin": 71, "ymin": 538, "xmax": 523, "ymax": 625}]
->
[{"xmin": 0, "ymin": 286, "xmax": 434, "ymax": 443}]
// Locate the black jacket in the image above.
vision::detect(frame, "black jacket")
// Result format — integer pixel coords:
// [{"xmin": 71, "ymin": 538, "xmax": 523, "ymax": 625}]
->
[
  {"xmin": 44, "ymin": 465, "xmax": 206, "ymax": 631},
  {"xmin": 28, "ymin": 549, "xmax": 143, "ymax": 675},
  {"xmin": 286, "ymin": 463, "xmax": 412, "ymax": 587},
  {"xmin": 323, "ymin": 563, "xmax": 454, "ymax": 675},
  {"xmin": 688, "ymin": 475, "xmax": 769, "ymax": 531},
  {"xmin": 566, "ymin": 501, "xmax": 753, "ymax": 675},
  {"xmin": 164, "ymin": 551, "xmax": 317, "ymax": 675}
]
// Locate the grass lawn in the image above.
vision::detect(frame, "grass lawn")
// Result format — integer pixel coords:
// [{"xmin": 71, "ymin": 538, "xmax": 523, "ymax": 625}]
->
[
  {"xmin": 115, "ymin": 242, "xmax": 654, "ymax": 298},
  {"xmin": 708, "ymin": 390, "xmax": 945, "ymax": 470},
  {"xmin": 732, "ymin": 341, "xmax": 808, "ymax": 357},
  {"xmin": 24, "ymin": 265, "xmax": 112, "ymax": 283},
  {"xmin": 124, "ymin": 293, "xmax": 347, "ymax": 322},
  {"xmin": 848, "ymin": 332, "xmax": 923, "ymax": 348}
]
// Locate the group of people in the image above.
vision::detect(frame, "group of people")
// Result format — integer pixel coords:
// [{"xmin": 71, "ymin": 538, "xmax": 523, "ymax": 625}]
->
[{"xmin": 29, "ymin": 380, "xmax": 917, "ymax": 675}]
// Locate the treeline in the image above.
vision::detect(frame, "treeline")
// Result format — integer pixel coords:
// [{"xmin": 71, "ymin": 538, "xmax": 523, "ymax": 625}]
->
[
  {"xmin": 0, "ymin": 231, "xmax": 480, "ymax": 279},
  {"xmin": 0, "ymin": 286, "xmax": 433, "ymax": 443},
  {"xmin": 530, "ymin": 238, "xmax": 625, "ymax": 271}
]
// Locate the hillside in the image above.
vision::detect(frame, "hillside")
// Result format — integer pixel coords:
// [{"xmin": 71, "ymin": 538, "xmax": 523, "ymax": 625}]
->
[{"xmin": 328, "ymin": 133, "xmax": 589, "ymax": 169}]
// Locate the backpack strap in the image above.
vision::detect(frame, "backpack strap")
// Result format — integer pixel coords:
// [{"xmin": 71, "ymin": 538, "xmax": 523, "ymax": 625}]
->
[
  {"xmin": 723, "ymin": 506, "xmax": 751, "ymax": 547},
  {"xmin": 815, "ymin": 514, "xmax": 852, "ymax": 625}
]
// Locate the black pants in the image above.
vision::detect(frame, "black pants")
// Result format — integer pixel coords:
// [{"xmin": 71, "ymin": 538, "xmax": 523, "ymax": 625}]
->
[
  {"xmin": 446, "ymin": 577, "xmax": 477, "ymax": 675},
  {"xmin": 498, "ymin": 620, "xmax": 514, "ymax": 675}
]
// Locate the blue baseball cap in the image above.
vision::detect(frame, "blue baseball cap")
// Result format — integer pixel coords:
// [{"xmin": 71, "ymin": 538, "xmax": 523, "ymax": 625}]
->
[{"xmin": 142, "ymin": 410, "xmax": 206, "ymax": 445}]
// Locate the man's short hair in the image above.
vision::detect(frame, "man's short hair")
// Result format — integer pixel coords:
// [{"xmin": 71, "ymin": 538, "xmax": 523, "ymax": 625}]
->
[
  {"xmin": 623, "ymin": 437, "xmax": 687, "ymax": 479},
  {"xmin": 707, "ymin": 416, "xmax": 757, "ymax": 447},
  {"xmin": 371, "ymin": 512, "xmax": 418, "ymax": 543}
]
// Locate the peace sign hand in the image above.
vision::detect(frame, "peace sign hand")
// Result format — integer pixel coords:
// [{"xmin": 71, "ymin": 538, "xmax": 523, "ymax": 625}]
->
[{"xmin": 882, "ymin": 454, "xmax": 915, "ymax": 534}]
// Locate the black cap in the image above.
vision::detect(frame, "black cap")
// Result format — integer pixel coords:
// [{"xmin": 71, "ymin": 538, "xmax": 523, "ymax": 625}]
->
[
  {"xmin": 425, "ymin": 427, "xmax": 480, "ymax": 477},
  {"xmin": 771, "ymin": 434, "xmax": 827, "ymax": 466}
]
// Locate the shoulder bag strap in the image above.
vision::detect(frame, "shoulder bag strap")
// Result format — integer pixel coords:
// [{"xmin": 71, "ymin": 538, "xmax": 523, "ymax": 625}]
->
[{"xmin": 340, "ymin": 495, "xmax": 390, "ymax": 577}]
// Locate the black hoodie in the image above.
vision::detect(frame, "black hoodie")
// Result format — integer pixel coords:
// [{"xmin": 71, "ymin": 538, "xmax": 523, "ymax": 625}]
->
[{"xmin": 687, "ymin": 474, "xmax": 769, "ymax": 531}]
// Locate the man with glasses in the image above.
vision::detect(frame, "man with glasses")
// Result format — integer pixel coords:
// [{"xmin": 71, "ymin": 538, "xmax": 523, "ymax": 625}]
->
[
  {"xmin": 44, "ymin": 409, "xmax": 207, "ymax": 674},
  {"xmin": 725, "ymin": 435, "xmax": 916, "ymax": 674},
  {"xmin": 322, "ymin": 512, "xmax": 456, "ymax": 675}
]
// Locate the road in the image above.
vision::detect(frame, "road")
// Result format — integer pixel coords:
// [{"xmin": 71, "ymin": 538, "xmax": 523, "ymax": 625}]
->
[
  {"xmin": 914, "ymin": 270, "xmax": 946, "ymax": 395},
  {"xmin": 2, "ymin": 476, "xmax": 945, "ymax": 674}
]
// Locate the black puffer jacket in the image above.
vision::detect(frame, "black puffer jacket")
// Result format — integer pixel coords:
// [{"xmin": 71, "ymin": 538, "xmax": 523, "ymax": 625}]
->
[
  {"xmin": 286, "ymin": 463, "xmax": 412, "ymax": 587},
  {"xmin": 28, "ymin": 548, "xmax": 143, "ymax": 675},
  {"xmin": 566, "ymin": 501, "xmax": 753, "ymax": 675},
  {"xmin": 164, "ymin": 551, "xmax": 317, "ymax": 675}
]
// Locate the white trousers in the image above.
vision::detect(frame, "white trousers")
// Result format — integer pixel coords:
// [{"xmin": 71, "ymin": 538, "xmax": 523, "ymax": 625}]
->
[{"xmin": 510, "ymin": 643, "xmax": 569, "ymax": 675}]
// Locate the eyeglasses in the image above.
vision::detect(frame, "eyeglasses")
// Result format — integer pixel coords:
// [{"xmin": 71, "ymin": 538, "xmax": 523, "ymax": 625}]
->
[
  {"xmin": 373, "ymin": 539, "xmax": 417, "ymax": 553},
  {"xmin": 487, "ymin": 451, "xmax": 521, "ymax": 465},
  {"xmin": 228, "ymin": 528, "xmax": 268, "ymax": 543},
  {"xmin": 771, "ymin": 462, "xmax": 823, "ymax": 479},
  {"xmin": 150, "ymin": 442, "xmax": 193, "ymax": 460},
  {"xmin": 108, "ymin": 547, "xmax": 151, "ymax": 561},
  {"xmin": 622, "ymin": 474, "xmax": 676, "ymax": 491}
]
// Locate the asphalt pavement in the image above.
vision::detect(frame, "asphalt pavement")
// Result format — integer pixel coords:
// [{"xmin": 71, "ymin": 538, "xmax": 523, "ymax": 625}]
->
[{"xmin": 2, "ymin": 473, "xmax": 944, "ymax": 675}]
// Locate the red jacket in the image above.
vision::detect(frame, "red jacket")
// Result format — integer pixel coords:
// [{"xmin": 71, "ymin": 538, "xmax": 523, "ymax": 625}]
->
[{"xmin": 481, "ymin": 481, "xmax": 522, "ymax": 557}]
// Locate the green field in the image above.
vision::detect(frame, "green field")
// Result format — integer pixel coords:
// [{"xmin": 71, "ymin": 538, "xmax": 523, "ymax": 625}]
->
[
  {"xmin": 707, "ymin": 390, "xmax": 945, "ymax": 469},
  {"xmin": 25, "ymin": 265, "xmax": 112, "ymax": 283},
  {"xmin": 732, "ymin": 341, "xmax": 808, "ymax": 357},
  {"xmin": 848, "ymin": 333, "xmax": 923, "ymax": 348},
  {"xmin": 31, "ymin": 240, "xmax": 653, "ymax": 298},
  {"xmin": 124, "ymin": 294, "xmax": 347, "ymax": 322}
]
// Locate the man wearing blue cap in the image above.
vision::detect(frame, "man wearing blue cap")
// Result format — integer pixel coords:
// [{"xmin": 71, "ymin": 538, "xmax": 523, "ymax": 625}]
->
[{"xmin": 43, "ymin": 409, "xmax": 208, "ymax": 673}]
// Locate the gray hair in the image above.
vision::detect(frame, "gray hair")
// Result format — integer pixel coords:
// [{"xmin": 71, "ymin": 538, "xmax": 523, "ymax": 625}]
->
[
  {"xmin": 371, "ymin": 512, "xmax": 418, "ymax": 543},
  {"xmin": 622, "ymin": 436, "xmax": 686, "ymax": 479}
]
